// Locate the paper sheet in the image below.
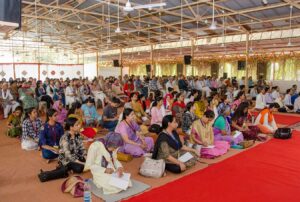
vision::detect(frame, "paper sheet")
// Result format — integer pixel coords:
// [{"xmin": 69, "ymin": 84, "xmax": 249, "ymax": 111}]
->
[
  {"xmin": 202, "ymin": 145, "xmax": 215, "ymax": 149},
  {"xmin": 109, "ymin": 172, "xmax": 131, "ymax": 190},
  {"xmin": 178, "ymin": 152, "xmax": 193, "ymax": 163},
  {"xmin": 233, "ymin": 131, "xmax": 242, "ymax": 139}
]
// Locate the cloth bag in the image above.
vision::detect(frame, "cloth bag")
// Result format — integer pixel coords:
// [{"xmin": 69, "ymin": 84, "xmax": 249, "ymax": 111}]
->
[
  {"xmin": 61, "ymin": 176, "xmax": 84, "ymax": 197},
  {"xmin": 139, "ymin": 157, "xmax": 165, "ymax": 178}
]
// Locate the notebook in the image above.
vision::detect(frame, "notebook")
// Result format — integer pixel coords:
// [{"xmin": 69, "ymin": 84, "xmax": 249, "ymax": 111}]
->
[
  {"xmin": 178, "ymin": 152, "xmax": 193, "ymax": 163},
  {"xmin": 109, "ymin": 172, "xmax": 131, "ymax": 190}
]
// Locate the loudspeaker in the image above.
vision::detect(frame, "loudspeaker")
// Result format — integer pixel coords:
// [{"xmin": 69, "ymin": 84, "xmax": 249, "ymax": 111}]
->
[
  {"xmin": 223, "ymin": 73, "xmax": 228, "ymax": 79},
  {"xmin": 113, "ymin": 60, "xmax": 120, "ymax": 67},
  {"xmin": 184, "ymin": 55, "xmax": 192, "ymax": 65},
  {"xmin": 146, "ymin": 64, "xmax": 151, "ymax": 72},
  {"xmin": 0, "ymin": 0, "xmax": 22, "ymax": 29},
  {"xmin": 238, "ymin": 60, "xmax": 246, "ymax": 70}
]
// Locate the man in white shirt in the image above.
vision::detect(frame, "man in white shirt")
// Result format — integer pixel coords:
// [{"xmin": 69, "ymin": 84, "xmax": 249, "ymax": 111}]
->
[
  {"xmin": 0, "ymin": 82, "xmax": 19, "ymax": 118},
  {"xmin": 284, "ymin": 88, "xmax": 294, "ymax": 110},
  {"xmin": 255, "ymin": 87, "xmax": 267, "ymax": 109},
  {"xmin": 250, "ymin": 86, "xmax": 258, "ymax": 100},
  {"xmin": 225, "ymin": 86, "xmax": 234, "ymax": 103},
  {"xmin": 271, "ymin": 86, "xmax": 280, "ymax": 100},
  {"xmin": 294, "ymin": 93, "xmax": 300, "ymax": 113},
  {"xmin": 165, "ymin": 77, "xmax": 174, "ymax": 92}
]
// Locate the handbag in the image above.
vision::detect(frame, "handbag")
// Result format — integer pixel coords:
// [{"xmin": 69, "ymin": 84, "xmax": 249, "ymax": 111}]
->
[
  {"xmin": 139, "ymin": 157, "xmax": 165, "ymax": 178},
  {"xmin": 117, "ymin": 152, "xmax": 133, "ymax": 162},
  {"xmin": 148, "ymin": 124, "xmax": 162, "ymax": 134},
  {"xmin": 38, "ymin": 166, "xmax": 69, "ymax": 183},
  {"xmin": 274, "ymin": 128, "xmax": 292, "ymax": 139},
  {"xmin": 61, "ymin": 176, "xmax": 84, "ymax": 197}
]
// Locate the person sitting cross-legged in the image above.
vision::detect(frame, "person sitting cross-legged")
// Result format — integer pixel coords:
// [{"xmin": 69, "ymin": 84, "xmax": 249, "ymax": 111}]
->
[
  {"xmin": 102, "ymin": 97, "xmax": 121, "ymax": 131},
  {"xmin": 39, "ymin": 109, "xmax": 64, "ymax": 163}
]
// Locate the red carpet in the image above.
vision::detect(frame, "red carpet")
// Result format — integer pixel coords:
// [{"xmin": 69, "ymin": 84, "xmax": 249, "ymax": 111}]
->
[
  {"xmin": 253, "ymin": 112, "xmax": 300, "ymax": 126},
  {"xmin": 125, "ymin": 131, "xmax": 300, "ymax": 202}
]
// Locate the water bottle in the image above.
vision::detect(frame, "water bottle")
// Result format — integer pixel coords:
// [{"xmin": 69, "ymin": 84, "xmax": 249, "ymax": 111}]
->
[
  {"xmin": 83, "ymin": 179, "xmax": 92, "ymax": 202},
  {"xmin": 251, "ymin": 115, "xmax": 255, "ymax": 124}
]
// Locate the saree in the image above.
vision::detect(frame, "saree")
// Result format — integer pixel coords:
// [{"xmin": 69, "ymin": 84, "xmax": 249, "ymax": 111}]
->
[{"xmin": 213, "ymin": 115, "xmax": 244, "ymax": 145}]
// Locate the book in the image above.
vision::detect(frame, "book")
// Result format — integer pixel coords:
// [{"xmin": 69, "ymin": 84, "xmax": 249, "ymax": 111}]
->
[
  {"xmin": 178, "ymin": 152, "xmax": 193, "ymax": 163},
  {"xmin": 108, "ymin": 172, "xmax": 131, "ymax": 190}
]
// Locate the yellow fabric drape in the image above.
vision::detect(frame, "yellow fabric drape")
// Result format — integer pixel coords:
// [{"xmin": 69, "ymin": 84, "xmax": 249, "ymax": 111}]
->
[{"xmin": 155, "ymin": 63, "xmax": 177, "ymax": 76}]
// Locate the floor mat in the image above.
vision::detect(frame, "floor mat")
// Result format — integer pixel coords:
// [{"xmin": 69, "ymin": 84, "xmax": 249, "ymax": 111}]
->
[
  {"xmin": 124, "ymin": 131, "xmax": 300, "ymax": 202},
  {"xmin": 91, "ymin": 179, "xmax": 150, "ymax": 202}
]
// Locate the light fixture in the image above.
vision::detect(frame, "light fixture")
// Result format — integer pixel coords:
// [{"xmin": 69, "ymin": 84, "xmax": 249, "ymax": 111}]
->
[
  {"xmin": 115, "ymin": 0, "xmax": 121, "ymax": 33},
  {"xmin": 262, "ymin": 0, "xmax": 268, "ymax": 5},
  {"xmin": 287, "ymin": 5, "xmax": 293, "ymax": 46},
  {"xmin": 210, "ymin": 0, "xmax": 217, "ymax": 30},
  {"xmin": 115, "ymin": 27, "xmax": 121, "ymax": 33},
  {"xmin": 107, "ymin": 38, "xmax": 112, "ymax": 44},
  {"xmin": 77, "ymin": 25, "xmax": 80, "ymax": 29},
  {"xmin": 124, "ymin": 0, "xmax": 134, "ymax": 12}
]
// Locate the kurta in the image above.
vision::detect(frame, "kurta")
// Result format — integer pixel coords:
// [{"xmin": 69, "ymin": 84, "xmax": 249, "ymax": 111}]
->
[
  {"xmin": 213, "ymin": 115, "xmax": 244, "ymax": 145},
  {"xmin": 84, "ymin": 141, "xmax": 131, "ymax": 195}
]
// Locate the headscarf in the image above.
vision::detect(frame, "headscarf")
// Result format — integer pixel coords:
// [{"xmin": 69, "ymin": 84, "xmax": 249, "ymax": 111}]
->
[
  {"xmin": 98, "ymin": 132, "xmax": 124, "ymax": 167},
  {"xmin": 99, "ymin": 132, "xmax": 124, "ymax": 149}
]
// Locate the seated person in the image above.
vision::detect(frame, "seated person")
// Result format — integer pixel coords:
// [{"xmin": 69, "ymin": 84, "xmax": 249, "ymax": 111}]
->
[
  {"xmin": 284, "ymin": 88, "xmax": 294, "ymax": 110},
  {"xmin": 181, "ymin": 102, "xmax": 197, "ymax": 134},
  {"xmin": 231, "ymin": 102, "xmax": 261, "ymax": 141},
  {"xmin": 35, "ymin": 80, "xmax": 53, "ymax": 109},
  {"xmin": 0, "ymin": 82, "xmax": 20, "ymax": 118},
  {"xmin": 84, "ymin": 133, "xmax": 131, "ymax": 195},
  {"xmin": 194, "ymin": 95, "xmax": 208, "ymax": 118},
  {"xmin": 21, "ymin": 108, "xmax": 43, "ymax": 150},
  {"xmin": 115, "ymin": 108, "xmax": 154, "ymax": 157},
  {"xmin": 254, "ymin": 103, "xmax": 280, "ymax": 134},
  {"xmin": 68, "ymin": 102, "xmax": 84, "ymax": 125},
  {"xmin": 150, "ymin": 96, "xmax": 166, "ymax": 126},
  {"xmin": 255, "ymin": 87, "xmax": 267, "ymax": 110},
  {"xmin": 18, "ymin": 82, "xmax": 38, "ymax": 111},
  {"xmin": 191, "ymin": 110, "xmax": 230, "ymax": 159},
  {"xmin": 81, "ymin": 97, "xmax": 102, "ymax": 127},
  {"xmin": 172, "ymin": 92, "xmax": 186, "ymax": 126},
  {"xmin": 129, "ymin": 93, "xmax": 150, "ymax": 124},
  {"xmin": 52, "ymin": 100, "xmax": 67, "ymax": 125},
  {"xmin": 39, "ymin": 109, "xmax": 64, "ymax": 162},
  {"xmin": 294, "ymin": 92, "xmax": 300, "ymax": 113},
  {"xmin": 102, "ymin": 97, "xmax": 121, "ymax": 131},
  {"xmin": 7, "ymin": 106, "xmax": 23, "ymax": 138},
  {"xmin": 265, "ymin": 87, "xmax": 274, "ymax": 104},
  {"xmin": 152, "ymin": 115, "xmax": 198, "ymax": 174},
  {"xmin": 58, "ymin": 117, "xmax": 86, "ymax": 174},
  {"xmin": 213, "ymin": 105, "xmax": 244, "ymax": 146}
]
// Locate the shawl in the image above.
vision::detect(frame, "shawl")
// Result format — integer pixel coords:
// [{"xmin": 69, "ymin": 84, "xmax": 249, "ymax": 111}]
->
[
  {"xmin": 259, "ymin": 108, "xmax": 273, "ymax": 124},
  {"xmin": 97, "ymin": 132, "xmax": 124, "ymax": 167}
]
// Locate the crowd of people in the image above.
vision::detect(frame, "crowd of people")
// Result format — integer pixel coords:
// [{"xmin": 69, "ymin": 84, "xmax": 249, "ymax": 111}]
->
[{"xmin": 1, "ymin": 74, "xmax": 297, "ymax": 195}]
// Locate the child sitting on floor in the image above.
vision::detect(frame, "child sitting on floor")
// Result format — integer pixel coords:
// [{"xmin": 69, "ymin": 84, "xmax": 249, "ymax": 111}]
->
[{"xmin": 7, "ymin": 106, "xmax": 23, "ymax": 138}]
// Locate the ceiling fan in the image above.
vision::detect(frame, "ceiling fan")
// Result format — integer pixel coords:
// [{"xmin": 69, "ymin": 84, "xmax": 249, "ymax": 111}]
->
[
  {"xmin": 208, "ymin": 0, "xmax": 240, "ymax": 32},
  {"xmin": 122, "ymin": 0, "xmax": 166, "ymax": 12}
]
